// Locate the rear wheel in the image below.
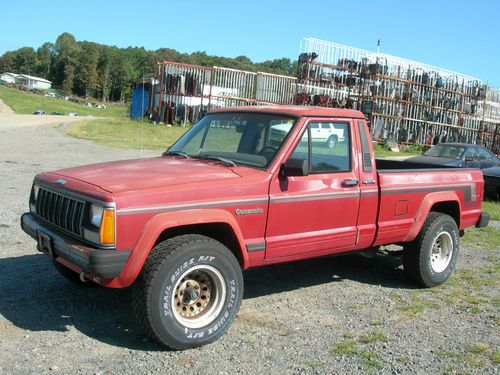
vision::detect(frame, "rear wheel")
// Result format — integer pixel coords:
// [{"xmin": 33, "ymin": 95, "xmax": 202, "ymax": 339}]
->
[
  {"xmin": 132, "ymin": 234, "xmax": 243, "ymax": 349},
  {"xmin": 326, "ymin": 135, "xmax": 338, "ymax": 148},
  {"xmin": 403, "ymin": 212, "xmax": 459, "ymax": 287}
]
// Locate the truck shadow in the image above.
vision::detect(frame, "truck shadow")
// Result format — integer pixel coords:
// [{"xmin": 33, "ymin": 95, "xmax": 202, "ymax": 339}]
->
[
  {"xmin": 0, "ymin": 251, "xmax": 415, "ymax": 351},
  {"xmin": 243, "ymin": 251, "xmax": 416, "ymax": 299}
]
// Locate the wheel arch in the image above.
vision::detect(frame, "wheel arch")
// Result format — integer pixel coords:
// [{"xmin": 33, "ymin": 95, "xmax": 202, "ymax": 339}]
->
[
  {"xmin": 106, "ymin": 209, "xmax": 248, "ymax": 288},
  {"xmin": 153, "ymin": 222, "xmax": 244, "ymax": 266},
  {"xmin": 402, "ymin": 192, "xmax": 461, "ymax": 243},
  {"xmin": 429, "ymin": 201, "xmax": 460, "ymax": 227}
]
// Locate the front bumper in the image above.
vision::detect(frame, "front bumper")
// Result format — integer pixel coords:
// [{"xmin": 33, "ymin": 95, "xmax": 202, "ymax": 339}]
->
[
  {"xmin": 21, "ymin": 213, "xmax": 130, "ymax": 279},
  {"xmin": 475, "ymin": 212, "xmax": 490, "ymax": 228}
]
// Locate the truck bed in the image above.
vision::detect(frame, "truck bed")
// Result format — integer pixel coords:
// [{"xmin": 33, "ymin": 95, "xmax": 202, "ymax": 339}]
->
[
  {"xmin": 375, "ymin": 158, "xmax": 460, "ymax": 170},
  {"xmin": 373, "ymin": 159, "xmax": 484, "ymax": 246}
]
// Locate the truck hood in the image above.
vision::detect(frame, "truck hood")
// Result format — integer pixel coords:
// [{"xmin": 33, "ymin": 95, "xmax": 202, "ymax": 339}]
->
[{"xmin": 50, "ymin": 157, "xmax": 243, "ymax": 194}]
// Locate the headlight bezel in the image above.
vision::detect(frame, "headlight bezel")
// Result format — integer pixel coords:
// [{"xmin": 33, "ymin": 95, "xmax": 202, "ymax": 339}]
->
[{"xmin": 85, "ymin": 204, "xmax": 116, "ymax": 247}]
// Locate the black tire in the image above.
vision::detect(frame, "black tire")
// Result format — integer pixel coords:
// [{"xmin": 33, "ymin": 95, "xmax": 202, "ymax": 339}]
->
[
  {"xmin": 53, "ymin": 261, "xmax": 96, "ymax": 287},
  {"xmin": 132, "ymin": 234, "xmax": 243, "ymax": 349},
  {"xmin": 326, "ymin": 135, "xmax": 338, "ymax": 149},
  {"xmin": 403, "ymin": 212, "xmax": 459, "ymax": 287}
]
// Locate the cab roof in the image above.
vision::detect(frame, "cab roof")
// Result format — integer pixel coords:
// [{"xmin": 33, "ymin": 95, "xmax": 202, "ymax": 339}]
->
[{"xmin": 209, "ymin": 105, "xmax": 365, "ymax": 119}]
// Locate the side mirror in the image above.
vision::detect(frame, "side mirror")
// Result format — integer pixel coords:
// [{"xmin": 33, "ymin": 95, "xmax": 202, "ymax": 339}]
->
[
  {"xmin": 282, "ymin": 158, "xmax": 309, "ymax": 177},
  {"xmin": 465, "ymin": 156, "xmax": 473, "ymax": 162}
]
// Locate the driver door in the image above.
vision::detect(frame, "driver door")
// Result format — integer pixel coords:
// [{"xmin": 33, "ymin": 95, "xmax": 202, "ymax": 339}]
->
[{"xmin": 265, "ymin": 118, "xmax": 360, "ymax": 260}]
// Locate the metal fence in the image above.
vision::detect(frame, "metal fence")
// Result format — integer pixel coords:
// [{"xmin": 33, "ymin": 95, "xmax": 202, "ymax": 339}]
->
[
  {"xmin": 151, "ymin": 61, "xmax": 297, "ymax": 125},
  {"xmin": 150, "ymin": 41, "xmax": 499, "ymax": 154},
  {"xmin": 299, "ymin": 37, "xmax": 500, "ymax": 153}
]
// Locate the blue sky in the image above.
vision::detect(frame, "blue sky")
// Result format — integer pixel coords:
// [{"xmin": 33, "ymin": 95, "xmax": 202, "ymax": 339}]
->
[{"xmin": 1, "ymin": 0, "xmax": 499, "ymax": 86}]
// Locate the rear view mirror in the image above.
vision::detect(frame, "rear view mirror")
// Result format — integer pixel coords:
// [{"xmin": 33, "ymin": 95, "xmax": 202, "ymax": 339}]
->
[
  {"xmin": 282, "ymin": 158, "xmax": 309, "ymax": 177},
  {"xmin": 465, "ymin": 156, "xmax": 473, "ymax": 162}
]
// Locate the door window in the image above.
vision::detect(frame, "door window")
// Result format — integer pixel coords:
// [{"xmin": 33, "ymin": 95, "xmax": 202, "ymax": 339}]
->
[{"xmin": 290, "ymin": 122, "xmax": 351, "ymax": 173}]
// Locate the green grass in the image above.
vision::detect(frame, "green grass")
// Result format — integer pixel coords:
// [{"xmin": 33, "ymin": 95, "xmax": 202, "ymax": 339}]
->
[
  {"xmin": 462, "ymin": 226, "xmax": 500, "ymax": 249},
  {"xmin": 482, "ymin": 200, "xmax": 500, "ymax": 221},
  {"xmin": 301, "ymin": 361, "xmax": 323, "ymax": 368},
  {"xmin": 396, "ymin": 295, "xmax": 440, "ymax": 319},
  {"xmin": 360, "ymin": 330, "xmax": 389, "ymax": 344},
  {"xmin": 396, "ymin": 254, "xmax": 500, "ymax": 320},
  {"xmin": 0, "ymin": 85, "xmax": 128, "ymax": 117},
  {"xmin": 330, "ymin": 330, "xmax": 389, "ymax": 371},
  {"xmin": 66, "ymin": 118, "xmax": 189, "ymax": 150},
  {"xmin": 331, "ymin": 340, "xmax": 382, "ymax": 370},
  {"xmin": 435, "ymin": 343, "xmax": 499, "ymax": 369},
  {"xmin": 373, "ymin": 143, "xmax": 423, "ymax": 158}
]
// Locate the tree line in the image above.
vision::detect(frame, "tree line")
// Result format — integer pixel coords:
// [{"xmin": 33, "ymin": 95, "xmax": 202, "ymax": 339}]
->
[{"xmin": 0, "ymin": 32, "xmax": 298, "ymax": 102}]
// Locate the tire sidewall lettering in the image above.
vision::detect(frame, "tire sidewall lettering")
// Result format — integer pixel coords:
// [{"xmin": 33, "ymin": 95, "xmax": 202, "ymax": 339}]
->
[{"xmin": 158, "ymin": 254, "xmax": 240, "ymax": 343}]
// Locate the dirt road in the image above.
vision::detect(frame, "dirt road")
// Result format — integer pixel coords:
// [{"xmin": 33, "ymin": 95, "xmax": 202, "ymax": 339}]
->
[{"xmin": 0, "ymin": 99, "xmax": 14, "ymax": 114}]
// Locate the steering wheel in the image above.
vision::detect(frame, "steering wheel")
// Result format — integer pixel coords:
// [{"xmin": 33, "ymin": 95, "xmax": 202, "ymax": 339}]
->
[{"xmin": 260, "ymin": 146, "xmax": 277, "ymax": 155}]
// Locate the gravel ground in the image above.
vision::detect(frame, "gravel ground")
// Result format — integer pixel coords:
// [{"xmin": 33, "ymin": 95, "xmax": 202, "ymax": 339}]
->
[{"xmin": 0, "ymin": 114, "xmax": 498, "ymax": 375}]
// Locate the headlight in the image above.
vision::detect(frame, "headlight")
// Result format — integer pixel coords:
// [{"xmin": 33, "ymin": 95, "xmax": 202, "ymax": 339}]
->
[
  {"xmin": 84, "ymin": 205, "xmax": 115, "ymax": 247},
  {"xmin": 90, "ymin": 205, "xmax": 104, "ymax": 227},
  {"xmin": 33, "ymin": 185, "xmax": 39, "ymax": 200},
  {"xmin": 30, "ymin": 185, "xmax": 40, "ymax": 213}
]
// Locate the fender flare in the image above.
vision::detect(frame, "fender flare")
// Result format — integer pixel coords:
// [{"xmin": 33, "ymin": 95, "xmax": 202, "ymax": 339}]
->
[
  {"xmin": 107, "ymin": 209, "xmax": 248, "ymax": 288},
  {"xmin": 402, "ymin": 191, "xmax": 461, "ymax": 243}
]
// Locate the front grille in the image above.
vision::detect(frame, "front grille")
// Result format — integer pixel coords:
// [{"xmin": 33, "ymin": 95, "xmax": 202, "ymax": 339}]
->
[{"xmin": 35, "ymin": 188, "xmax": 85, "ymax": 236}]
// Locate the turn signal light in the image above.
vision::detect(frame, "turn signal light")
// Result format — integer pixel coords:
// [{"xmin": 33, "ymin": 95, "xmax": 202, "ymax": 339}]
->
[{"xmin": 99, "ymin": 209, "xmax": 115, "ymax": 245}]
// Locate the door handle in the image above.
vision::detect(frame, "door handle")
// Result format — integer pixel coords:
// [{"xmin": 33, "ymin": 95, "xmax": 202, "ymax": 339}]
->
[{"xmin": 342, "ymin": 179, "xmax": 359, "ymax": 187}]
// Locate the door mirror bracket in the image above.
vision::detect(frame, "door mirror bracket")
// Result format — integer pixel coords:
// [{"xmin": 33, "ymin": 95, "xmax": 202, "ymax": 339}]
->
[{"xmin": 282, "ymin": 158, "xmax": 309, "ymax": 177}]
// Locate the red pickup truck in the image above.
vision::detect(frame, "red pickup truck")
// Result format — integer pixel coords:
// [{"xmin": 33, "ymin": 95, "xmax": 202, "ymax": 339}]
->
[{"xmin": 21, "ymin": 106, "xmax": 489, "ymax": 349}]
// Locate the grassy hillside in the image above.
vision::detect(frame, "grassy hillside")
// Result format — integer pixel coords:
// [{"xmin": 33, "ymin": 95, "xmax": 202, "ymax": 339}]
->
[
  {"xmin": 0, "ymin": 85, "xmax": 128, "ymax": 117},
  {"xmin": 66, "ymin": 118, "xmax": 189, "ymax": 150}
]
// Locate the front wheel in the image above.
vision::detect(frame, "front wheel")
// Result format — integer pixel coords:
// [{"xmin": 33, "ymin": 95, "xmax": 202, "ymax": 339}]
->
[
  {"xmin": 132, "ymin": 235, "xmax": 243, "ymax": 349},
  {"xmin": 403, "ymin": 212, "xmax": 459, "ymax": 287}
]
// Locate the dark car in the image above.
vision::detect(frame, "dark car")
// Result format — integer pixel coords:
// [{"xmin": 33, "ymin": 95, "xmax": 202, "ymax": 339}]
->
[
  {"xmin": 483, "ymin": 166, "xmax": 500, "ymax": 200},
  {"xmin": 33, "ymin": 109, "xmax": 45, "ymax": 115},
  {"xmin": 406, "ymin": 143, "xmax": 500, "ymax": 169}
]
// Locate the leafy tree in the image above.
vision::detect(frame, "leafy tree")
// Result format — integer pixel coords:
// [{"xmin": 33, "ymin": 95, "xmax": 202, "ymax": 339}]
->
[
  {"xmin": 0, "ymin": 51, "xmax": 16, "ymax": 72},
  {"xmin": 11, "ymin": 47, "xmax": 37, "ymax": 75},
  {"xmin": 74, "ymin": 42, "xmax": 99, "ymax": 98},
  {"xmin": 97, "ymin": 46, "xmax": 113, "ymax": 102},
  {"xmin": 0, "ymin": 32, "xmax": 298, "ymax": 101},
  {"xmin": 34, "ymin": 42, "xmax": 55, "ymax": 79},
  {"xmin": 52, "ymin": 32, "xmax": 79, "ymax": 92}
]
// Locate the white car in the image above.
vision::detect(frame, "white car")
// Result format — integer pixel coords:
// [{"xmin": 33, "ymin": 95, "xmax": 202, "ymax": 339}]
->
[
  {"xmin": 270, "ymin": 122, "xmax": 346, "ymax": 149},
  {"xmin": 310, "ymin": 122, "xmax": 346, "ymax": 148}
]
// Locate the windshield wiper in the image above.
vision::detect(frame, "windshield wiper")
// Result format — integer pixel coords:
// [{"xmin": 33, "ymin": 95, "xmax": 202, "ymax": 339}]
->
[
  {"xmin": 163, "ymin": 150, "xmax": 188, "ymax": 158},
  {"xmin": 196, "ymin": 155, "xmax": 236, "ymax": 167}
]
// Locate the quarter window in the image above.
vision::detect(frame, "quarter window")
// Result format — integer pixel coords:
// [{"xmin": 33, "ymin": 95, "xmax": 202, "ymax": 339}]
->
[{"xmin": 477, "ymin": 148, "xmax": 493, "ymax": 161}]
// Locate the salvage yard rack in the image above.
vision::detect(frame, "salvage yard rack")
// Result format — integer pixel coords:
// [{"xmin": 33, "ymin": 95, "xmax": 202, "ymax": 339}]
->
[
  {"xmin": 149, "ymin": 39, "xmax": 499, "ymax": 154},
  {"xmin": 151, "ymin": 61, "xmax": 297, "ymax": 125},
  {"xmin": 297, "ymin": 38, "xmax": 500, "ymax": 153}
]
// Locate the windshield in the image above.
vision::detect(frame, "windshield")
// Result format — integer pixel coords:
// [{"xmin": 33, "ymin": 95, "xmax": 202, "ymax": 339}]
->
[
  {"xmin": 167, "ymin": 112, "xmax": 297, "ymax": 168},
  {"xmin": 423, "ymin": 144, "xmax": 466, "ymax": 159}
]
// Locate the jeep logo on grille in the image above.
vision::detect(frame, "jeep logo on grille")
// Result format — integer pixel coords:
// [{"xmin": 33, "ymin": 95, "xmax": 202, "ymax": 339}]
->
[{"xmin": 55, "ymin": 178, "xmax": 67, "ymax": 185}]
